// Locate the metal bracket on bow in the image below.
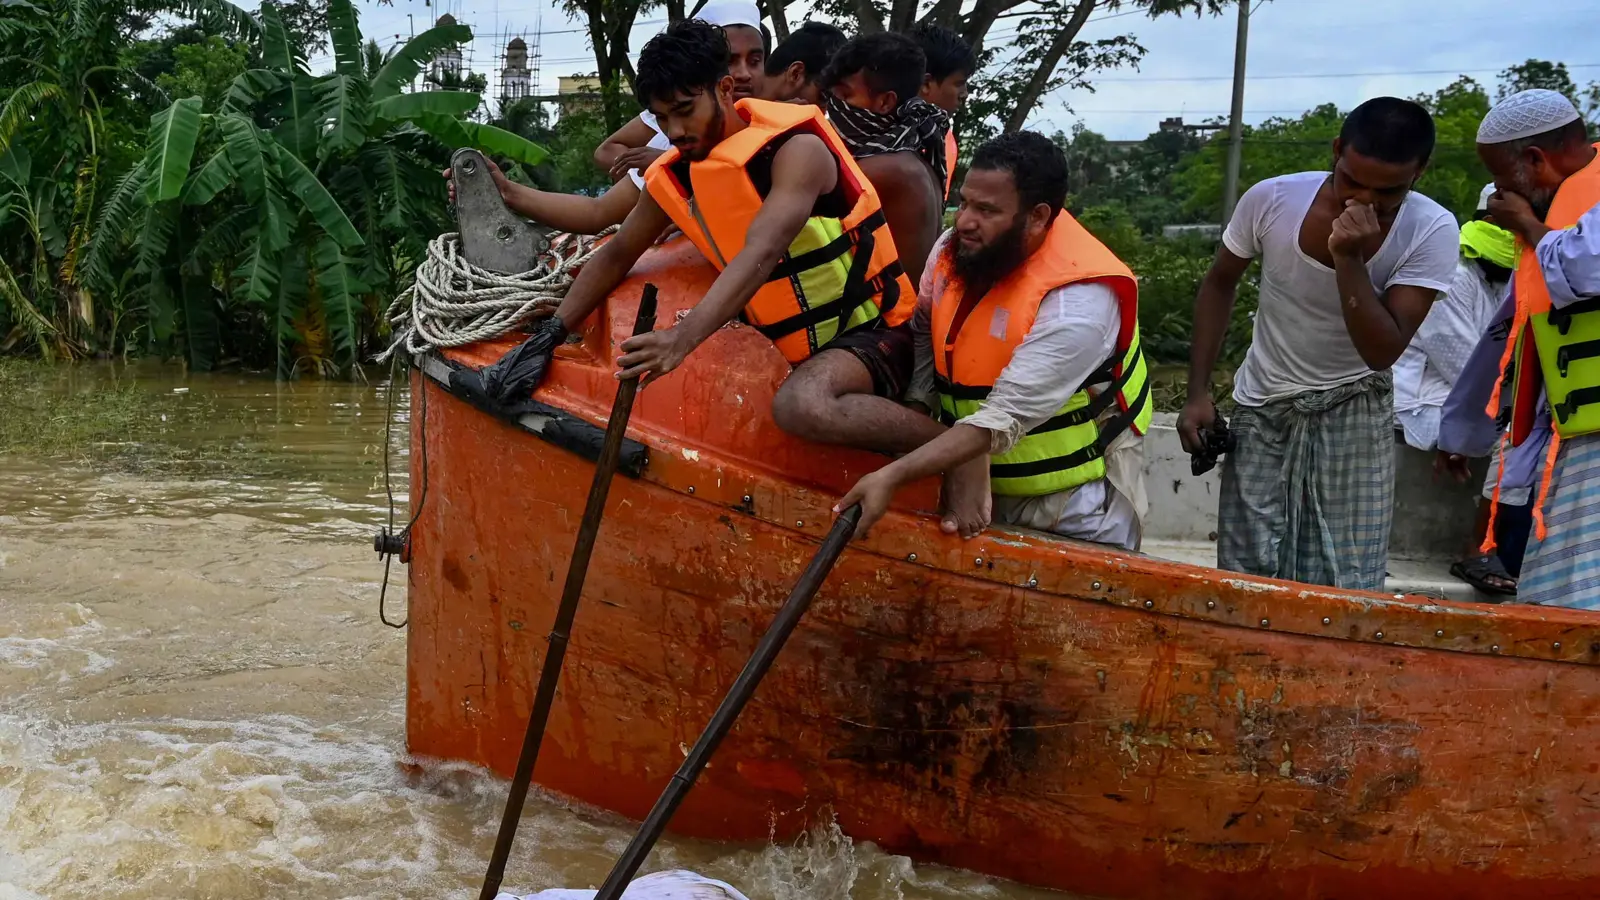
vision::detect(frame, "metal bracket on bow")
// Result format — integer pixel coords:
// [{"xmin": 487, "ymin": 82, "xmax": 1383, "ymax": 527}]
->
[{"xmin": 450, "ymin": 148, "xmax": 551, "ymax": 274}]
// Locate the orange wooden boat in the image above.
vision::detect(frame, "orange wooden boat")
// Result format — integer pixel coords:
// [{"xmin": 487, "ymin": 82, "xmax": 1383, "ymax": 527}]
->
[{"xmin": 404, "ymin": 240, "xmax": 1600, "ymax": 899}]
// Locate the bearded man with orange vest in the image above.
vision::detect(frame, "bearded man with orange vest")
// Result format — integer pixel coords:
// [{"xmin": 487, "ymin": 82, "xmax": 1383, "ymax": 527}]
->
[
  {"xmin": 1472, "ymin": 89, "xmax": 1600, "ymax": 608},
  {"xmin": 837, "ymin": 132, "xmax": 1152, "ymax": 547},
  {"xmin": 493, "ymin": 18, "xmax": 918, "ymax": 417}
]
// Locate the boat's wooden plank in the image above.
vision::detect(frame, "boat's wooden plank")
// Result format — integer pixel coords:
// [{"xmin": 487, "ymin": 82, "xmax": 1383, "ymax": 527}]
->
[{"xmin": 406, "ymin": 373, "xmax": 1600, "ymax": 899}]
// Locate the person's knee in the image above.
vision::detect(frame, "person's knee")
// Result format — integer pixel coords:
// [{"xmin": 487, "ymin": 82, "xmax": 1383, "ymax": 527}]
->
[{"xmin": 772, "ymin": 374, "xmax": 835, "ymax": 439}]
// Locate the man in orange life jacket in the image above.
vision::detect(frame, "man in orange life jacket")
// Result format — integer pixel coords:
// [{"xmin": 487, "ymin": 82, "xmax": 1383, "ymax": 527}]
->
[
  {"xmin": 836, "ymin": 132, "xmax": 1153, "ymax": 546},
  {"xmin": 504, "ymin": 18, "xmax": 917, "ymax": 413},
  {"xmin": 1471, "ymin": 89, "xmax": 1600, "ymax": 608},
  {"xmin": 594, "ymin": 1, "xmax": 770, "ymax": 183},
  {"xmin": 442, "ymin": 2, "xmax": 772, "ymax": 236},
  {"xmin": 907, "ymin": 22, "xmax": 975, "ymax": 201}
]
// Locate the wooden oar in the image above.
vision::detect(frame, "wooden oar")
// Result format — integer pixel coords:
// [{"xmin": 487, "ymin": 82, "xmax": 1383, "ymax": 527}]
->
[
  {"xmin": 478, "ymin": 285, "xmax": 659, "ymax": 900},
  {"xmin": 590, "ymin": 503, "xmax": 863, "ymax": 900}
]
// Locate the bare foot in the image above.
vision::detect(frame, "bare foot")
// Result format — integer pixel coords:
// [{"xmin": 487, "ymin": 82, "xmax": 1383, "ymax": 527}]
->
[{"xmin": 939, "ymin": 456, "xmax": 992, "ymax": 539}]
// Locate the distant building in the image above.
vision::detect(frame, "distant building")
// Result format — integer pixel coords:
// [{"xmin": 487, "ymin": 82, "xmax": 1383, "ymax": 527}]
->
[
  {"xmin": 1162, "ymin": 223, "xmax": 1223, "ymax": 241},
  {"xmin": 428, "ymin": 14, "xmax": 463, "ymax": 89},
  {"xmin": 501, "ymin": 37, "xmax": 531, "ymax": 104},
  {"xmin": 1158, "ymin": 116, "xmax": 1226, "ymax": 135},
  {"xmin": 557, "ymin": 75, "xmax": 625, "ymax": 116}
]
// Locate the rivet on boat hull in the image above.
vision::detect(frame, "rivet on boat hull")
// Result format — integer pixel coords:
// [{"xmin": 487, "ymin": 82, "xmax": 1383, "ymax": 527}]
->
[
  {"xmin": 1260, "ymin": 618, "xmax": 1270, "ymax": 627},
  {"xmin": 1554, "ymin": 642, "xmax": 1563, "ymax": 651},
  {"xmin": 907, "ymin": 553, "xmax": 917, "ymax": 562},
  {"xmin": 1206, "ymin": 600, "xmax": 1216, "ymax": 609},
  {"xmin": 796, "ymin": 521, "xmax": 804, "ymax": 528},
  {"xmin": 1436, "ymin": 630, "xmax": 1445, "ymax": 638},
  {"xmin": 975, "ymin": 558, "xmax": 984, "ymax": 567},
  {"xmin": 742, "ymin": 494, "xmax": 752, "ymax": 504},
  {"xmin": 1027, "ymin": 577, "xmax": 1038, "ymax": 587},
  {"xmin": 1092, "ymin": 581, "xmax": 1102, "ymax": 590},
  {"xmin": 1491, "ymin": 645, "xmax": 1501, "ymax": 653},
  {"xmin": 1322, "ymin": 617, "xmax": 1331, "ymax": 626},
  {"xmin": 1375, "ymin": 631, "xmax": 1385, "ymax": 640},
  {"xmin": 1144, "ymin": 600, "xmax": 1154, "ymax": 609},
  {"xmin": 687, "ymin": 486, "xmax": 695, "ymax": 494}
]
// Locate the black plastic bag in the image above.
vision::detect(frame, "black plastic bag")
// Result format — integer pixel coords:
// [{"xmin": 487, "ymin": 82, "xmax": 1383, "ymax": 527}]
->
[{"xmin": 452, "ymin": 317, "xmax": 569, "ymax": 408}]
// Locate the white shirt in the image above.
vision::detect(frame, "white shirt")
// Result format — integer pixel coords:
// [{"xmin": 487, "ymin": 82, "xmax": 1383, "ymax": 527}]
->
[
  {"xmin": 1392, "ymin": 258, "xmax": 1506, "ymax": 450},
  {"xmin": 626, "ymin": 112, "xmax": 674, "ymax": 190},
  {"xmin": 909, "ymin": 231, "xmax": 1146, "ymax": 550},
  {"xmin": 500, "ymin": 870, "xmax": 750, "ymax": 900},
  {"xmin": 1224, "ymin": 172, "xmax": 1460, "ymax": 406}
]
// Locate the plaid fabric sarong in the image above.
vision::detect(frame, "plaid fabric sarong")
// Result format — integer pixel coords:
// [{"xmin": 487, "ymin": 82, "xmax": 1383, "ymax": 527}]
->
[
  {"xmin": 1518, "ymin": 432, "xmax": 1600, "ymax": 608},
  {"xmin": 1217, "ymin": 371, "xmax": 1396, "ymax": 591}
]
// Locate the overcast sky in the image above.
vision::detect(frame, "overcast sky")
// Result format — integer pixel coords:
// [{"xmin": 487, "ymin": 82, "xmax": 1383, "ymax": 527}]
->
[{"xmin": 338, "ymin": 0, "xmax": 1599, "ymax": 139}]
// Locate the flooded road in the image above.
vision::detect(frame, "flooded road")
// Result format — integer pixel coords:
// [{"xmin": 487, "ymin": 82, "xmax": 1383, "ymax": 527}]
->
[{"xmin": 0, "ymin": 365, "xmax": 1070, "ymax": 900}]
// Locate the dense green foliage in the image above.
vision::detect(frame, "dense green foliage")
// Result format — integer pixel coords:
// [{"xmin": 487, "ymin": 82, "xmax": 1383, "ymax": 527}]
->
[{"xmin": 0, "ymin": 0, "xmax": 546, "ymax": 375}]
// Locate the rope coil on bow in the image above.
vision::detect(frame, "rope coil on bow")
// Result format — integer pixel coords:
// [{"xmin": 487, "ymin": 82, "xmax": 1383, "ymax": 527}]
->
[{"xmin": 378, "ymin": 227, "xmax": 617, "ymax": 362}]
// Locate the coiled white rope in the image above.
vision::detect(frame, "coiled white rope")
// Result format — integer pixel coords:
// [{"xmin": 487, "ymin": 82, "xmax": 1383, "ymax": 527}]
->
[{"xmin": 378, "ymin": 228, "xmax": 617, "ymax": 362}]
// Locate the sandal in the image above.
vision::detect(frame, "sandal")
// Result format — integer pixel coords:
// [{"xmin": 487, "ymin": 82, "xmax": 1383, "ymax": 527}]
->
[{"xmin": 1450, "ymin": 553, "xmax": 1518, "ymax": 596}]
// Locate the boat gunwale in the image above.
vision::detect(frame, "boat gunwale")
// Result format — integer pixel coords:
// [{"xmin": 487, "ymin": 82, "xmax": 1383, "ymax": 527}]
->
[{"xmin": 419, "ymin": 350, "xmax": 1600, "ymax": 670}]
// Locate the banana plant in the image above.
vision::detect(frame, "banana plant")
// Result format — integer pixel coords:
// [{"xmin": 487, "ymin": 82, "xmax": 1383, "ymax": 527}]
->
[
  {"xmin": 97, "ymin": 0, "xmax": 549, "ymax": 376},
  {"xmin": 0, "ymin": 0, "xmax": 180, "ymax": 356}
]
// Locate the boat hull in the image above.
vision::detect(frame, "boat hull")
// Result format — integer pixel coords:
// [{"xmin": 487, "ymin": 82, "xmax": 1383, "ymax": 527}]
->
[{"xmin": 406, "ymin": 247, "xmax": 1600, "ymax": 899}]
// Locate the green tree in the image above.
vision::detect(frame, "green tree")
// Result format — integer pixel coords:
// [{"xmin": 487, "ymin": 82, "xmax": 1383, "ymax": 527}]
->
[
  {"xmin": 93, "ymin": 0, "xmax": 550, "ymax": 376},
  {"xmin": 0, "ymin": 0, "xmax": 177, "ymax": 357},
  {"xmin": 158, "ymin": 35, "xmax": 252, "ymax": 112}
]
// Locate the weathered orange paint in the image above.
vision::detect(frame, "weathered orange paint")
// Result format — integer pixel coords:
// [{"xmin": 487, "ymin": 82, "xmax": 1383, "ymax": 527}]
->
[{"xmin": 407, "ymin": 241, "xmax": 1600, "ymax": 899}]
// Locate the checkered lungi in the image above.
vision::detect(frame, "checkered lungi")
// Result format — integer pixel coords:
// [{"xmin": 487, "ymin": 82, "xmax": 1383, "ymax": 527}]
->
[{"xmin": 1217, "ymin": 371, "xmax": 1395, "ymax": 591}]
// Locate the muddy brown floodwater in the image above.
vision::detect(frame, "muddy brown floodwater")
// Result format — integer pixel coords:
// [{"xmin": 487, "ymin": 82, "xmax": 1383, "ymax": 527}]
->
[{"xmin": 0, "ymin": 364, "xmax": 1074, "ymax": 900}]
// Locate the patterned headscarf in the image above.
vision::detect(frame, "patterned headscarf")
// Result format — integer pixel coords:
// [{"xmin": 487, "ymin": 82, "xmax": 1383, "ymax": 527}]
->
[{"xmin": 823, "ymin": 93, "xmax": 950, "ymax": 188}]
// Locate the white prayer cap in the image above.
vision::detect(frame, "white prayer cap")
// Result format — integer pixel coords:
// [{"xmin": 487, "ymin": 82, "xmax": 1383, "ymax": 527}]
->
[
  {"xmin": 698, "ymin": 0, "xmax": 763, "ymax": 30},
  {"xmin": 1477, "ymin": 89, "xmax": 1580, "ymax": 144},
  {"xmin": 1477, "ymin": 182, "xmax": 1497, "ymax": 211}
]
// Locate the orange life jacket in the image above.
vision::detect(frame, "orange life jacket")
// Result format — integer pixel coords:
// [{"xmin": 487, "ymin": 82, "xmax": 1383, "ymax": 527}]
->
[
  {"xmin": 1482, "ymin": 143, "xmax": 1600, "ymax": 546},
  {"xmin": 930, "ymin": 213, "xmax": 1151, "ymax": 496},
  {"xmin": 944, "ymin": 129, "xmax": 958, "ymax": 200},
  {"xmin": 643, "ymin": 99, "xmax": 916, "ymax": 365}
]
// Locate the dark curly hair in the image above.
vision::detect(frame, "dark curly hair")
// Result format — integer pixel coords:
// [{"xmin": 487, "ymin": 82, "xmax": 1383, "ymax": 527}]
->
[
  {"xmin": 906, "ymin": 22, "xmax": 975, "ymax": 82},
  {"xmin": 764, "ymin": 21, "xmax": 846, "ymax": 81},
  {"xmin": 1340, "ymin": 96, "xmax": 1436, "ymax": 166},
  {"xmin": 635, "ymin": 19, "xmax": 730, "ymax": 107},
  {"xmin": 820, "ymin": 32, "xmax": 925, "ymax": 108},
  {"xmin": 969, "ymin": 131, "xmax": 1069, "ymax": 221}
]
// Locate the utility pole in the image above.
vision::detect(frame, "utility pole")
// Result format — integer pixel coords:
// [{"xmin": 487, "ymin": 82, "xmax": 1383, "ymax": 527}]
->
[{"xmin": 1221, "ymin": 0, "xmax": 1249, "ymax": 226}]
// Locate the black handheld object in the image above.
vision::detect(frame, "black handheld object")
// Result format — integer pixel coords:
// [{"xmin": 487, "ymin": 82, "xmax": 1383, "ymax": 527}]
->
[
  {"xmin": 477, "ymin": 315, "xmax": 571, "ymax": 405},
  {"xmin": 1190, "ymin": 414, "xmax": 1236, "ymax": 476},
  {"xmin": 590, "ymin": 504, "xmax": 863, "ymax": 900},
  {"xmin": 477, "ymin": 285, "xmax": 659, "ymax": 900}
]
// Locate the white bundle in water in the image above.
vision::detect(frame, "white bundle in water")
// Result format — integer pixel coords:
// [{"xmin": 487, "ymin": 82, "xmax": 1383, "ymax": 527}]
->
[{"xmin": 378, "ymin": 228, "xmax": 616, "ymax": 362}]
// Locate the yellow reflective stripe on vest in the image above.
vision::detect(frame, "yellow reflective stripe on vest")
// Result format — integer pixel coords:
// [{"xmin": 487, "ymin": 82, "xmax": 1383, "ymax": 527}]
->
[
  {"xmin": 933, "ymin": 327, "xmax": 1152, "ymax": 497},
  {"xmin": 1531, "ymin": 297, "xmax": 1600, "ymax": 436},
  {"xmin": 746, "ymin": 211, "xmax": 895, "ymax": 350},
  {"xmin": 784, "ymin": 217, "xmax": 883, "ymax": 351}
]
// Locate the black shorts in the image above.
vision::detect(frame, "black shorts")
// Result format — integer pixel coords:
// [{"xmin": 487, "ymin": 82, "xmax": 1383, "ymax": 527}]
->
[{"xmin": 818, "ymin": 321, "xmax": 915, "ymax": 400}]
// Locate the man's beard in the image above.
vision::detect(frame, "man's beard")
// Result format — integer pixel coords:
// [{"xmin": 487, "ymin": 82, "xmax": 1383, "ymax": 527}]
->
[
  {"xmin": 1508, "ymin": 166, "xmax": 1557, "ymax": 220},
  {"xmin": 677, "ymin": 102, "xmax": 725, "ymax": 162},
  {"xmin": 951, "ymin": 214, "xmax": 1029, "ymax": 287}
]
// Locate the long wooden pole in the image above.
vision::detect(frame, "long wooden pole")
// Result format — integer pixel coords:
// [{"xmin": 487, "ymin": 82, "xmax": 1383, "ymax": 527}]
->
[
  {"xmin": 590, "ymin": 504, "xmax": 862, "ymax": 900},
  {"xmin": 478, "ymin": 286, "xmax": 659, "ymax": 900}
]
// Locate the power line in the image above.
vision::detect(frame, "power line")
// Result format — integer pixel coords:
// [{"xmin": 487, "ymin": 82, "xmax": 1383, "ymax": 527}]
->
[{"xmin": 1092, "ymin": 63, "xmax": 1600, "ymax": 84}]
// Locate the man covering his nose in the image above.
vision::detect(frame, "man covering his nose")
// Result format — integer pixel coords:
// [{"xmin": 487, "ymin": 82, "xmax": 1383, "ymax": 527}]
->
[{"xmin": 1178, "ymin": 97, "xmax": 1460, "ymax": 591}]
